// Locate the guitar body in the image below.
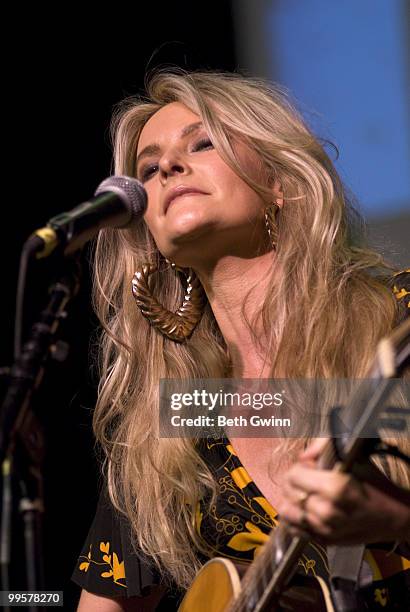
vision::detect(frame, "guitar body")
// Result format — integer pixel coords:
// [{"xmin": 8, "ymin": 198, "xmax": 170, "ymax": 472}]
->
[
  {"xmin": 179, "ymin": 321, "xmax": 410, "ymax": 612},
  {"xmin": 179, "ymin": 557, "xmax": 335, "ymax": 611},
  {"xmin": 178, "ymin": 558, "xmax": 240, "ymax": 612}
]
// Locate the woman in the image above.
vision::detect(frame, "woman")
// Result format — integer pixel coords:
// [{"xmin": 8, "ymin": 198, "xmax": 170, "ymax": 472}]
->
[{"xmin": 72, "ymin": 69, "xmax": 410, "ymax": 610}]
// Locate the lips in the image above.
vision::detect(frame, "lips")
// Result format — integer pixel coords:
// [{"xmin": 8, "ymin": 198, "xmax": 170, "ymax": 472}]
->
[{"xmin": 164, "ymin": 186, "xmax": 208, "ymax": 213}]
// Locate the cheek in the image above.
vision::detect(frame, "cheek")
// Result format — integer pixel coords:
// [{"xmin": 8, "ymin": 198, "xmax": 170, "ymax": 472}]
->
[
  {"xmin": 211, "ymin": 162, "xmax": 238, "ymax": 189},
  {"xmin": 219, "ymin": 173, "xmax": 264, "ymax": 216},
  {"xmin": 142, "ymin": 185, "xmax": 161, "ymax": 233},
  {"xmin": 211, "ymin": 161, "xmax": 260, "ymax": 204},
  {"xmin": 143, "ymin": 213, "xmax": 164, "ymax": 251},
  {"xmin": 142, "ymin": 216, "xmax": 165, "ymax": 255},
  {"xmin": 143, "ymin": 204, "xmax": 155, "ymax": 229}
]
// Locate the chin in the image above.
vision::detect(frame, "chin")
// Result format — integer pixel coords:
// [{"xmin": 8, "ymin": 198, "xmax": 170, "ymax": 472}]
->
[
  {"xmin": 161, "ymin": 221, "xmax": 217, "ymax": 268},
  {"xmin": 167, "ymin": 211, "xmax": 215, "ymax": 244}
]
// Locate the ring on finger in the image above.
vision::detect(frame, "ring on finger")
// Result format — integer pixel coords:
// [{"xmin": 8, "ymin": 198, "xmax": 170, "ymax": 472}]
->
[{"xmin": 298, "ymin": 490, "xmax": 310, "ymax": 509}]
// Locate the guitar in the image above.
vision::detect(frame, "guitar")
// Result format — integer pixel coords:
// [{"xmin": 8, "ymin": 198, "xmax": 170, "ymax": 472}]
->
[{"xmin": 179, "ymin": 318, "xmax": 410, "ymax": 611}]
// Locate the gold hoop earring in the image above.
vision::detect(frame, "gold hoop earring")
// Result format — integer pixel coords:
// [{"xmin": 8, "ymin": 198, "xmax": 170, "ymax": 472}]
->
[
  {"xmin": 264, "ymin": 202, "xmax": 280, "ymax": 249},
  {"xmin": 131, "ymin": 262, "xmax": 207, "ymax": 342}
]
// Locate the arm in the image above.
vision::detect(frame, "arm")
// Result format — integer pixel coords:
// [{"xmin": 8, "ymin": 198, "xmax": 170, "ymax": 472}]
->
[
  {"xmin": 77, "ymin": 586, "xmax": 167, "ymax": 612},
  {"xmin": 77, "ymin": 590, "xmax": 125, "ymax": 612}
]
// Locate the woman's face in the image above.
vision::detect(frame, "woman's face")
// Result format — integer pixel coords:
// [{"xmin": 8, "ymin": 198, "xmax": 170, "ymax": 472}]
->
[{"xmin": 136, "ymin": 101, "xmax": 274, "ymax": 269}]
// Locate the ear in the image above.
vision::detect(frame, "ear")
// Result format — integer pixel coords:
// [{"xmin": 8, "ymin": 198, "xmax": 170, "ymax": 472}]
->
[{"xmin": 272, "ymin": 179, "xmax": 284, "ymax": 208}]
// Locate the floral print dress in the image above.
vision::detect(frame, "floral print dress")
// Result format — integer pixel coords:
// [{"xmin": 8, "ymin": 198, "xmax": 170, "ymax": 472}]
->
[{"xmin": 72, "ymin": 270, "xmax": 410, "ymax": 609}]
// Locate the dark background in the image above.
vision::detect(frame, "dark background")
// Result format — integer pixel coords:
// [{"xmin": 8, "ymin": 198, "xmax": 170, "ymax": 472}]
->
[
  {"xmin": 1, "ymin": 4, "xmax": 237, "ymax": 610},
  {"xmin": 2, "ymin": 4, "xmax": 409, "ymax": 611}
]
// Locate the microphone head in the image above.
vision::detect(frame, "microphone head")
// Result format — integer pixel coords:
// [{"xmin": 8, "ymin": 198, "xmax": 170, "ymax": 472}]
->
[{"xmin": 94, "ymin": 175, "xmax": 147, "ymax": 222}]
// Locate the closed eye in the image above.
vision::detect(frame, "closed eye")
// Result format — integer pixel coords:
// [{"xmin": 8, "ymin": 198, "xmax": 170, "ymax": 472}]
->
[
  {"xmin": 139, "ymin": 138, "xmax": 214, "ymax": 182},
  {"xmin": 140, "ymin": 163, "xmax": 159, "ymax": 182},
  {"xmin": 192, "ymin": 138, "xmax": 214, "ymax": 152}
]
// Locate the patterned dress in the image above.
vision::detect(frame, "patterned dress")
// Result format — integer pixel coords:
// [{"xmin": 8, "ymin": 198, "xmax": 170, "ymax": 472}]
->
[{"xmin": 72, "ymin": 270, "xmax": 410, "ymax": 610}]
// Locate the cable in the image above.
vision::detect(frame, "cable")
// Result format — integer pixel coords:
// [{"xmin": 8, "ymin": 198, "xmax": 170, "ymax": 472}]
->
[{"xmin": 13, "ymin": 236, "xmax": 43, "ymax": 361}]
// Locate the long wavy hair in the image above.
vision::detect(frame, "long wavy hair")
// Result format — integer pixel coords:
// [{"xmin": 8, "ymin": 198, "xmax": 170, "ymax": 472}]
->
[{"xmin": 92, "ymin": 69, "xmax": 407, "ymax": 588}]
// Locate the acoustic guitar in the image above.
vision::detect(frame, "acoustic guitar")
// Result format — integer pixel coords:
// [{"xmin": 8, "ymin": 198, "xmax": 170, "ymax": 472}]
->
[{"xmin": 179, "ymin": 318, "xmax": 410, "ymax": 611}]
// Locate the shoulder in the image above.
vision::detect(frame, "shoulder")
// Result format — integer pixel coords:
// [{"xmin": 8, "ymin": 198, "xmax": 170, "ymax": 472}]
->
[
  {"xmin": 71, "ymin": 487, "xmax": 162, "ymax": 599},
  {"xmin": 391, "ymin": 269, "xmax": 410, "ymax": 309},
  {"xmin": 388, "ymin": 269, "xmax": 410, "ymax": 321}
]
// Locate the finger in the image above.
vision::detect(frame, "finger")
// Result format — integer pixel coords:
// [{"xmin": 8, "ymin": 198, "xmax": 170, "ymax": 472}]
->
[
  {"xmin": 281, "ymin": 489, "xmax": 346, "ymax": 529},
  {"xmin": 281, "ymin": 479, "xmax": 311, "ymax": 506},
  {"xmin": 279, "ymin": 500, "xmax": 308, "ymax": 527},
  {"xmin": 284, "ymin": 504, "xmax": 348, "ymax": 542},
  {"xmin": 298, "ymin": 438, "xmax": 328, "ymax": 461},
  {"xmin": 281, "ymin": 502, "xmax": 326, "ymax": 541},
  {"xmin": 304, "ymin": 495, "xmax": 347, "ymax": 529},
  {"xmin": 286, "ymin": 465, "xmax": 354, "ymax": 506}
]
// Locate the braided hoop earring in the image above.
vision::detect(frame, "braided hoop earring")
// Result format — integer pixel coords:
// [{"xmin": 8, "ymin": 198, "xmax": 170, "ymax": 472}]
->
[
  {"xmin": 264, "ymin": 202, "xmax": 280, "ymax": 249},
  {"xmin": 131, "ymin": 263, "xmax": 207, "ymax": 342}
]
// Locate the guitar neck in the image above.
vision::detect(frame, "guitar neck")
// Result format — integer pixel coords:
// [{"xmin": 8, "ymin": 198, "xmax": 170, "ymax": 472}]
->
[
  {"xmin": 229, "ymin": 318, "xmax": 410, "ymax": 612},
  {"xmin": 232, "ymin": 447, "xmax": 335, "ymax": 611}
]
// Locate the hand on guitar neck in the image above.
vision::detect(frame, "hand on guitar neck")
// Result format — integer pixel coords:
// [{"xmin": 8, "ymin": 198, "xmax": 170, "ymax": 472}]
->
[{"xmin": 277, "ymin": 438, "xmax": 410, "ymax": 545}]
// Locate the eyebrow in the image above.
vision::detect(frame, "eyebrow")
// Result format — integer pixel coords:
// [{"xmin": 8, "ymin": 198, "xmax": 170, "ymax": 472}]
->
[{"xmin": 136, "ymin": 121, "xmax": 204, "ymax": 169}]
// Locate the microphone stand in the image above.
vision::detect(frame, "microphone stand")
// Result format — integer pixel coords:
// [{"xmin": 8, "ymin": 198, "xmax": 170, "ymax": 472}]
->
[{"xmin": 0, "ymin": 259, "xmax": 80, "ymax": 610}]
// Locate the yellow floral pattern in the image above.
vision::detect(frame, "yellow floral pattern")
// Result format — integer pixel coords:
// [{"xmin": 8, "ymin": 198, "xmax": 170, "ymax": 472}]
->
[
  {"xmin": 227, "ymin": 521, "xmax": 269, "ymax": 559},
  {"xmin": 74, "ymin": 429, "xmax": 410, "ymax": 604},
  {"xmin": 78, "ymin": 541, "xmax": 126, "ymax": 588},
  {"xmin": 195, "ymin": 438, "xmax": 323, "ymax": 577},
  {"xmin": 74, "ymin": 272, "xmax": 410, "ymax": 600},
  {"xmin": 393, "ymin": 269, "xmax": 410, "ymax": 309},
  {"xmin": 196, "ymin": 436, "xmax": 410, "ymax": 596}
]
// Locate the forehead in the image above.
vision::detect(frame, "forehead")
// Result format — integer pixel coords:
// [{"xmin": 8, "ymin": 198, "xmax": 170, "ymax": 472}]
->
[{"xmin": 137, "ymin": 102, "xmax": 201, "ymax": 153}]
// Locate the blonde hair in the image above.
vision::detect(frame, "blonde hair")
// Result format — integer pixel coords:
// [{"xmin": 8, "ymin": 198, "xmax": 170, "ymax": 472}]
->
[{"xmin": 92, "ymin": 69, "xmax": 407, "ymax": 588}]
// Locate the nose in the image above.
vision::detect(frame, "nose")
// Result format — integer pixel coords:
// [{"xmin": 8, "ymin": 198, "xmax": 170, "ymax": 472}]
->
[{"xmin": 159, "ymin": 149, "xmax": 189, "ymax": 181}]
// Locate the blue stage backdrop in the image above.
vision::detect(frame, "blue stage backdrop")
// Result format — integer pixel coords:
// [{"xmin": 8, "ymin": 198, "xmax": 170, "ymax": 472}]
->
[{"xmin": 233, "ymin": 0, "xmax": 410, "ymax": 222}]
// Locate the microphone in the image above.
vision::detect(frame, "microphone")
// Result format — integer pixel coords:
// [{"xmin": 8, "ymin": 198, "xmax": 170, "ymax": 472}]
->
[{"xmin": 31, "ymin": 175, "xmax": 147, "ymax": 257}]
